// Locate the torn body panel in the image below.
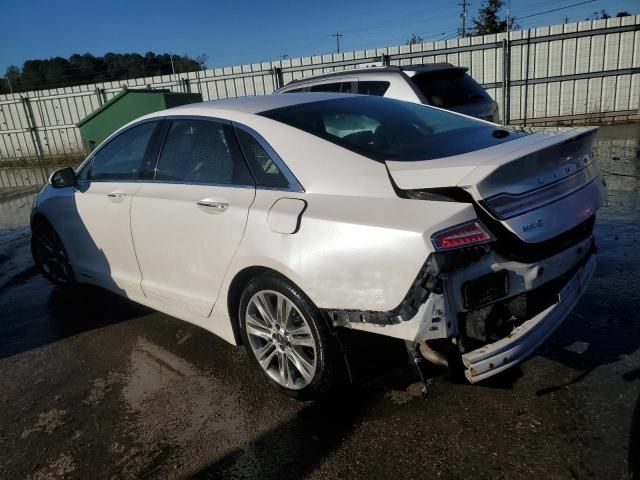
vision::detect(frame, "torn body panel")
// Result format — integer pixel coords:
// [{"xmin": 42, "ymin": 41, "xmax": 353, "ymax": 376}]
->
[{"xmin": 330, "ymin": 231, "xmax": 597, "ymax": 383}]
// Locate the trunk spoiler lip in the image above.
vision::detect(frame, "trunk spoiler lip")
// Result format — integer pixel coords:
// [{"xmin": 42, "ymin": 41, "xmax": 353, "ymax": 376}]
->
[{"xmin": 385, "ymin": 126, "xmax": 598, "ymax": 191}]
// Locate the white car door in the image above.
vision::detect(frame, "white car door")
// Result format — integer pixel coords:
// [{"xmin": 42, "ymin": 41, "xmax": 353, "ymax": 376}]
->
[
  {"xmin": 130, "ymin": 118, "xmax": 256, "ymax": 317},
  {"xmin": 63, "ymin": 121, "xmax": 160, "ymax": 295}
]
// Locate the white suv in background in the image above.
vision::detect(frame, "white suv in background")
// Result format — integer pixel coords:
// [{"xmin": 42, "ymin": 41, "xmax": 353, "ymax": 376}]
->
[{"xmin": 275, "ymin": 63, "xmax": 499, "ymax": 122}]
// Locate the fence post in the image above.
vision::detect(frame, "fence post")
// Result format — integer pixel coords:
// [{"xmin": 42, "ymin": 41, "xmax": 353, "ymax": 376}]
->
[
  {"xmin": 271, "ymin": 67, "xmax": 283, "ymax": 90},
  {"xmin": 182, "ymin": 78, "xmax": 191, "ymax": 93},
  {"xmin": 95, "ymin": 88, "xmax": 104, "ymax": 106},
  {"xmin": 522, "ymin": 33, "xmax": 531, "ymax": 126},
  {"xmin": 21, "ymin": 97, "xmax": 44, "ymax": 160},
  {"xmin": 501, "ymin": 38, "xmax": 511, "ymax": 124}
]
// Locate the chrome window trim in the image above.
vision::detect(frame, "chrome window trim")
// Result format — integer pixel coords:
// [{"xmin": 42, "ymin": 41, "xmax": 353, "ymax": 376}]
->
[
  {"xmin": 231, "ymin": 121, "xmax": 305, "ymax": 193},
  {"xmin": 150, "ymin": 115, "xmax": 255, "ymax": 190},
  {"xmin": 79, "ymin": 118, "xmax": 162, "ymax": 172},
  {"xmin": 136, "ymin": 179, "xmax": 255, "ymax": 190},
  {"xmin": 76, "ymin": 178, "xmax": 255, "ymax": 190},
  {"xmin": 75, "ymin": 114, "xmax": 304, "ymax": 193}
]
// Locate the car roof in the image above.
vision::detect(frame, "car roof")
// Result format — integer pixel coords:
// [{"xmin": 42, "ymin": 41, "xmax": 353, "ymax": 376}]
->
[
  {"xmin": 143, "ymin": 92, "xmax": 353, "ymax": 119},
  {"xmin": 281, "ymin": 63, "xmax": 467, "ymax": 87}
]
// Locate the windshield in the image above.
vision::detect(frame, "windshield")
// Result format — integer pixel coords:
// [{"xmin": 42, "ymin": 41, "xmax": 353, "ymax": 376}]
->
[
  {"xmin": 260, "ymin": 96, "xmax": 524, "ymax": 161},
  {"xmin": 411, "ymin": 69, "xmax": 488, "ymax": 108}
]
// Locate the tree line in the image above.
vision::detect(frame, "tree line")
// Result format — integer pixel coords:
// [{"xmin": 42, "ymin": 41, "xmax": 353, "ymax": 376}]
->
[{"xmin": 0, "ymin": 52, "xmax": 207, "ymax": 94}]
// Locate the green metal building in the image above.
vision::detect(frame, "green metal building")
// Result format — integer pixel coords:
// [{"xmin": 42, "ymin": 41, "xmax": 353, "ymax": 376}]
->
[{"xmin": 77, "ymin": 89, "xmax": 202, "ymax": 151}]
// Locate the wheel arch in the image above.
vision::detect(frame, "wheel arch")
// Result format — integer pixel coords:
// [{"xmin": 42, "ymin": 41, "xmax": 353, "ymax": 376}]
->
[
  {"xmin": 225, "ymin": 265, "xmax": 326, "ymax": 345},
  {"xmin": 30, "ymin": 212, "xmax": 52, "ymax": 230}
]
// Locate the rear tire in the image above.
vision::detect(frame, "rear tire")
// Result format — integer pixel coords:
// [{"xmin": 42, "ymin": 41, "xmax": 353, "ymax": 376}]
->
[
  {"xmin": 238, "ymin": 273, "xmax": 345, "ymax": 400},
  {"xmin": 31, "ymin": 221, "xmax": 75, "ymax": 286}
]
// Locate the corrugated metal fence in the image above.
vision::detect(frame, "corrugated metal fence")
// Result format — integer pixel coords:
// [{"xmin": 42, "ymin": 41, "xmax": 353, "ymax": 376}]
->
[{"xmin": 0, "ymin": 15, "xmax": 638, "ymax": 162}]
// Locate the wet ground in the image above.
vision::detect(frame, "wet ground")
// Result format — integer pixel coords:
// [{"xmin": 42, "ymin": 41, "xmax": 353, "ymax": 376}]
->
[{"xmin": 0, "ymin": 124, "xmax": 639, "ymax": 480}]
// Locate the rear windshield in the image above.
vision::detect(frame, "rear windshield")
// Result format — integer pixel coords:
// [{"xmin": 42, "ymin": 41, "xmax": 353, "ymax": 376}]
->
[
  {"xmin": 260, "ymin": 96, "xmax": 524, "ymax": 161},
  {"xmin": 411, "ymin": 69, "xmax": 488, "ymax": 108}
]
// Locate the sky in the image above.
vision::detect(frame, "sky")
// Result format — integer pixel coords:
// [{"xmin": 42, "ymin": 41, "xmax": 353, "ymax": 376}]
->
[{"xmin": 1, "ymin": 0, "xmax": 637, "ymax": 74}]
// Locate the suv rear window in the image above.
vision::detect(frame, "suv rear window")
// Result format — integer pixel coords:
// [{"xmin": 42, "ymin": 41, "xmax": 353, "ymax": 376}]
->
[
  {"xmin": 411, "ymin": 69, "xmax": 487, "ymax": 108},
  {"xmin": 260, "ymin": 96, "xmax": 524, "ymax": 161},
  {"xmin": 357, "ymin": 81, "xmax": 390, "ymax": 96}
]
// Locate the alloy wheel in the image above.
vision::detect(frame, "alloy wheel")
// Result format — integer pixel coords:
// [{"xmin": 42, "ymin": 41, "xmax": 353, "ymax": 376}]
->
[
  {"xmin": 32, "ymin": 225, "xmax": 74, "ymax": 285},
  {"xmin": 245, "ymin": 290, "xmax": 317, "ymax": 390}
]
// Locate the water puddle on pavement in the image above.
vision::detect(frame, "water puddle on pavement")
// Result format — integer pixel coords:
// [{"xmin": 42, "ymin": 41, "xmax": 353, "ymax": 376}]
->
[
  {"xmin": 117, "ymin": 337, "xmax": 256, "ymax": 478},
  {"xmin": 593, "ymin": 124, "xmax": 640, "ymax": 221},
  {"xmin": 0, "ymin": 193, "xmax": 35, "ymax": 230}
]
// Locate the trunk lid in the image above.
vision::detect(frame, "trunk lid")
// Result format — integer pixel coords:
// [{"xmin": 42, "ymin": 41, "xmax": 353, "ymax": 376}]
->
[{"xmin": 386, "ymin": 127, "xmax": 605, "ymax": 243}]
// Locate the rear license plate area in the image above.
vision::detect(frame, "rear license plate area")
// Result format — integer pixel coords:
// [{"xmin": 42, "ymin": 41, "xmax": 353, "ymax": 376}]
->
[{"xmin": 463, "ymin": 270, "xmax": 509, "ymax": 309}]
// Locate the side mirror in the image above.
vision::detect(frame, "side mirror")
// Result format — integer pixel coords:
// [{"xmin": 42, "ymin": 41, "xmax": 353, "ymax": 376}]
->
[{"xmin": 49, "ymin": 167, "xmax": 77, "ymax": 188}]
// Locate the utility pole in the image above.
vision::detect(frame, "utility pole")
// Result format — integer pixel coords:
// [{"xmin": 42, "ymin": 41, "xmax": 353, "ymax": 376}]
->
[
  {"xmin": 169, "ymin": 55, "xmax": 176, "ymax": 75},
  {"xmin": 458, "ymin": 0, "xmax": 470, "ymax": 37},
  {"xmin": 332, "ymin": 32, "xmax": 343, "ymax": 53},
  {"xmin": 5, "ymin": 76, "xmax": 13, "ymax": 95}
]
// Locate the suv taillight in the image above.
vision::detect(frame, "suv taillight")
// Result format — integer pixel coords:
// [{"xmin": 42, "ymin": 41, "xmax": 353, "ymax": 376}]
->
[{"xmin": 432, "ymin": 221, "xmax": 494, "ymax": 251}]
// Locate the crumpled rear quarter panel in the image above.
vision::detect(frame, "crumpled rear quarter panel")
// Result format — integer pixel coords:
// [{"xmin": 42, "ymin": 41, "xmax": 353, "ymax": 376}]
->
[{"xmin": 225, "ymin": 189, "xmax": 477, "ymax": 312}]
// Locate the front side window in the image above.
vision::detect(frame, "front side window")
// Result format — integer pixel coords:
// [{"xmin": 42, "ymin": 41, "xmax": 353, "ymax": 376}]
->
[
  {"xmin": 357, "ymin": 81, "xmax": 390, "ymax": 96},
  {"xmin": 76, "ymin": 160, "xmax": 91, "ymax": 182},
  {"xmin": 155, "ymin": 119, "xmax": 253, "ymax": 185},
  {"xmin": 89, "ymin": 122, "xmax": 156, "ymax": 181},
  {"xmin": 260, "ymin": 96, "xmax": 525, "ymax": 161},
  {"xmin": 236, "ymin": 128, "xmax": 289, "ymax": 189}
]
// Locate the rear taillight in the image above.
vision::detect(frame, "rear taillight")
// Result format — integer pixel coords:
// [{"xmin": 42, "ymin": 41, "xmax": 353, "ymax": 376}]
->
[{"xmin": 432, "ymin": 221, "xmax": 494, "ymax": 251}]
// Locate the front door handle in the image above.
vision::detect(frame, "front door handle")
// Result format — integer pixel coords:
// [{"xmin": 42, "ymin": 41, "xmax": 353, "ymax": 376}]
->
[
  {"xmin": 196, "ymin": 199, "xmax": 229, "ymax": 211},
  {"xmin": 107, "ymin": 191, "xmax": 127, "ymax": 200}
]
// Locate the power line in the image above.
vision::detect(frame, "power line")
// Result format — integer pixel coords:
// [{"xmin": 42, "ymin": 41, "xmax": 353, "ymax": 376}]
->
[
  {"xmin": 515, "ymin": 0, "xmax": 582, "ymax": 16},
  {"xmin": 516, "ymin": 0, "xmax": 597, "ymax": 21},
  {"xmin": 276, "ymin": 6, "xmax": 468, "ymax": 59},
  {"xmin": 340, "ymin": 27, "xmax": 458, "ymax": 52},
  {"xmin": 341, "ymin": 6, "xmax": 460, "ymax": 36},
  {"xmin": 293, "ymin": 7, "xmax": 464, "ymax": 57}
]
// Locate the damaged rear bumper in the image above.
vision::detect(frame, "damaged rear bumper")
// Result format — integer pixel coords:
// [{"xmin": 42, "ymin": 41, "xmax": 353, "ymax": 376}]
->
[{"xmin": 461, "ymin": 251, "xmax": 597, "ymax": 383}]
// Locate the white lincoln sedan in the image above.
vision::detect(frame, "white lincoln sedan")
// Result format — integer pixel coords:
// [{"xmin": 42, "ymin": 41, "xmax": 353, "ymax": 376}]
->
[{"xmin": 31, "ymin": 93, "xmax": 605, "ymax": 398}]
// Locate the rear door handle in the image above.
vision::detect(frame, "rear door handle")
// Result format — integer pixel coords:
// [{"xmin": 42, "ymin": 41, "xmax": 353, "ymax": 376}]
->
[{"xmin": 196, "ymin": 199, "xmax": 229, "ymax": 211}]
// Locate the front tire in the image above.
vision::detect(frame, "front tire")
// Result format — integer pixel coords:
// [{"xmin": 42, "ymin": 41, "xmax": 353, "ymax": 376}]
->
[
  {"xmin": 31, "ymin": 221, "xmax": 75, "ymax": 286},
  {"xmin": 238, "ymin": 274, "xmax": 344, "ymax": 399}
]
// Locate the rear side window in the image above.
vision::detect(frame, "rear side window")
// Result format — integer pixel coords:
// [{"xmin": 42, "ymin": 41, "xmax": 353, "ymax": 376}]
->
[
  {"xmin": 155, "ymin": 119, "xmax": 253, "ymax": 185},
  {"xmin": 260, "ymin": 96, "xmax": 525, "ymax": 161},
  {"xmin": 322, "ymin": 113, "xmax": 379, "ymax": 148},
  {"xmin": 357, "ymin": 81, "xmax": 390, "ymax": 96},
  {"xmin": 236, "ymin": 128, "xmax": 289, "ymax": 189},
  {"xmin": 309, "ymin": 82, "xmax": 354, "ymax": 93},
  {"xmin": 90, "ymin": 122, "xmax": 156, "ymax": 181},
  {"xmin": 412, "ymin": 70, "xmax": 487, "ymax": 108}
]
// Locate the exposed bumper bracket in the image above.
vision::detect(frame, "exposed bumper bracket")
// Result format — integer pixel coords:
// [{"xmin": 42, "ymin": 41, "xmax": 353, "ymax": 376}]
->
[{"xmin": 461, "ymin": 252, "xmax": 597, "ymax": 383}]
